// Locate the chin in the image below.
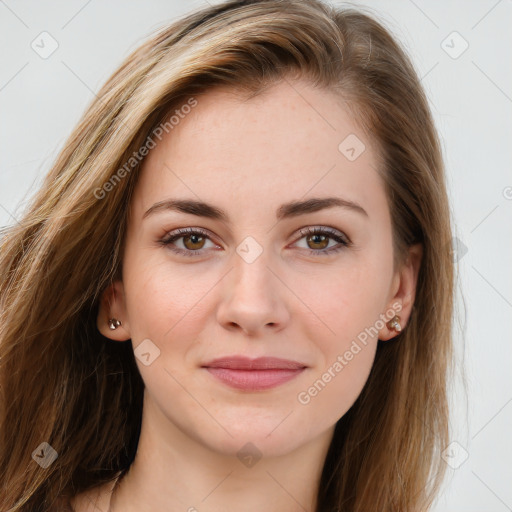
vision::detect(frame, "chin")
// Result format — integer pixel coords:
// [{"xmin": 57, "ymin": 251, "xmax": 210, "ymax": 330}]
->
[{"xmin": 199, "ymin": 421, "xmax": 307, "ymax": 460}]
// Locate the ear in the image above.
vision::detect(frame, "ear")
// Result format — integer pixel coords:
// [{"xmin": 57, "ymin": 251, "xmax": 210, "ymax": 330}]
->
[
  {"xmin": 97, "ymin": 280, "xmax": 131, "ymax": 341},
  {"xmin": 378, "ymin": 243, "xmax": 423, "ymax": 341}
]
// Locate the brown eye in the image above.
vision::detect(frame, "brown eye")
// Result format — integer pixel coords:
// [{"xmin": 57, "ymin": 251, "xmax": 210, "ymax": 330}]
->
[
  {"xmin": 182, "ymin": 233, "xmax": 206, "ymax": 250},
  {"xmin": 306, "ymin": 233, "xmax": 330, "ymax": 250},
  {"xmin": 161, "ymin": 228, "xmax": 217, "ymax": 258},
  {"xmin": 294, "ymin": 226, "xmax": 350, "ymax": 256},
  {"xmin": 161, "ymin": 226, "xmax": 350, "ymax": 259}
]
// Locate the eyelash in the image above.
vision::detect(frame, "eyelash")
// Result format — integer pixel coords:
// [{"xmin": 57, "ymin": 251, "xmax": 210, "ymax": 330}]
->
[{"xmin": 159, "ymin": 226, "xmax": 351, "ymax": 258}]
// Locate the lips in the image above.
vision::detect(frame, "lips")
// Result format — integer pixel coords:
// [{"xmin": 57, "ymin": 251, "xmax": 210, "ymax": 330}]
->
[
  {"xmin": 201, "ymin": 356, "xmax": 307, "ymax": 391},
  {"xmin": 202, "ymin": 356, "xmax": 307, "ymax": 370}
]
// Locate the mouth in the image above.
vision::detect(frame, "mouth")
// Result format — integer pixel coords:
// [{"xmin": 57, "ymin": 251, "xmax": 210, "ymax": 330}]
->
[{"xmin": 201, "ymin": 356, "xmax": 307, "ymax": 391}]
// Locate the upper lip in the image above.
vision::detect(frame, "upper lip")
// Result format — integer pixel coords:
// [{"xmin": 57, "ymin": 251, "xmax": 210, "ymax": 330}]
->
[{"xmin": 202, "ymin": 356, "xmax": 307, "ymax": 370}]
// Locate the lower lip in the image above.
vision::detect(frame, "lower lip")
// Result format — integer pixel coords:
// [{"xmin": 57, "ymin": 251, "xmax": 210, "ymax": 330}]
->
[{"xmin": 204, "ymin": 367, "xmax": 306, "ymax": 390}]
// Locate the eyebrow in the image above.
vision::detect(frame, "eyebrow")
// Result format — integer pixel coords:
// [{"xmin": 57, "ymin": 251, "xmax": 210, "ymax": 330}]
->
[{"xmin": 142, "ymin": 196, "xmax": 368, "ymax": 222}]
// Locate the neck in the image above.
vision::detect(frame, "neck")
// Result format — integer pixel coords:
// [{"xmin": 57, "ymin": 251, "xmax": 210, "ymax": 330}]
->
[{"xmin": 110, "ymin": 393, "xmax": 334, "ymax": 512}]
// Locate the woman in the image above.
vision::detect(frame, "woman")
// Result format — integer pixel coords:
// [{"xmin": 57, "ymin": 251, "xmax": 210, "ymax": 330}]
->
[{"xmin": 0, "ymin": 0, "xmax": 455, "ymax": 510}]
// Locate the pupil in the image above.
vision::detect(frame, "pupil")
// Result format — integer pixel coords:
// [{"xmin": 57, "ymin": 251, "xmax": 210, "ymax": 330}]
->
[
  {"xmin": 187, "ymin": 234, "xmax": 203, "ymax": 248},
  {"xmin": 310, "ymin": 234, "xmax": 327, "ymax": 248}
]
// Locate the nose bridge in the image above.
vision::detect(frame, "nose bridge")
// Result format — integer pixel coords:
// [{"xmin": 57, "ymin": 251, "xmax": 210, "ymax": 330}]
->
[
  {"xmin": 216, "ymin": 233, "xmax": 289, "ymax": 334},
  {"xmin": 231, "ymin": 234, "xmax": 276, "ymax": 297}
]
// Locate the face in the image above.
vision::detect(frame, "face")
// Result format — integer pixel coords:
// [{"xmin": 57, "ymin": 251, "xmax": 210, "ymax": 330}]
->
[{"xmin": 99, "ymin": 78, "xmax": 420, "ymax": 458}]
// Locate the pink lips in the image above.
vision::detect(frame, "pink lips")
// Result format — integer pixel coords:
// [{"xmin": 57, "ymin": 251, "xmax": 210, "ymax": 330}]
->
[{"xmin": 202, "ymin": 356, "xmax": 307, "ymax": 391}]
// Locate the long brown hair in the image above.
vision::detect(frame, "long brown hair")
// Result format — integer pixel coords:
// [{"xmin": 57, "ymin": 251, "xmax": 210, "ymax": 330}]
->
[{"xmin": 0, "ymin": 1, "xmax": 455, "ymax": 510}]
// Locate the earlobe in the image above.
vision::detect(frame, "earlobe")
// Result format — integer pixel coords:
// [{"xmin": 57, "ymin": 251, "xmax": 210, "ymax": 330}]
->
[
  {"xmin": 387, "ymin": 315, "xmax": 402, "ymax": 333},
  {"xmin": 107, "ymin": 318, "xmax": 123, "ymax": 331},
  {"xmin": 378, "ymin": 243, "xmax": 423, "ymax": 342},
  {"xmin": 378, "ymin": 312, "xmax": 403, "ymax": 342},
  {"xmin": 96, "ymin": 281, "xmax": 131, "ymax": 341}
]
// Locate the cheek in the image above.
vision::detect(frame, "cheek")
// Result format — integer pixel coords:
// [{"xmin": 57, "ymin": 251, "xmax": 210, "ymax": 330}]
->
[
  {"xmin": 123, "ymin": 263, "xmax": 212, "ymax": 397},
  {"xmin": 303, "ymin": 255, "xmax": 388, "ymax": 342},
  {"xmin": 298, "ymin": 341, "xmax": 377, "ymax": 428},
  {"xmin": 123, "ymin": 256, "xmax": 215, "ymax": 349},
  {"xmin": 294, "ymin": 258, "xmax": 387, "ymax": 419},
  {"xmin": 298, "ymin": 290, "xmax": 380, "ymax": 425}
]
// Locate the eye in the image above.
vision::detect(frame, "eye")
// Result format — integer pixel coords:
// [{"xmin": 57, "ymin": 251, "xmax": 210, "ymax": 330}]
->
[
  {"xmin": 160, "ymin": 226, "xmax": 351, "ymax": 258},
  {"xmin": 292, "ymin": 226, "xmax": 351, "ymax": 256},
  {"xmin": 160, "ymin": 227, "xmax": 218, "ymax": 258}
]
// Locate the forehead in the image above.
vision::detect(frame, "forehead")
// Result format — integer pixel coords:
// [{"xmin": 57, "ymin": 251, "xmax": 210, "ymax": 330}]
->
[{"xmin": 132, "ymin": 79, "xmax": 386, "ymax": 221}]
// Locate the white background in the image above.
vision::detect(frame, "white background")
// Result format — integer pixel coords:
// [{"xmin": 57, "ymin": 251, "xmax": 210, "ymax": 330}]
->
[{"xmin": 1, "ymin": 1, "xmax": 511, "ymax": 511}]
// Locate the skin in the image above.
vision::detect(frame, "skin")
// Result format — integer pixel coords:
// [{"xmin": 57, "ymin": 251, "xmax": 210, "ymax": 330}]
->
[{"xmin": 71, "ymin": 78, "xmax": 422, "ymax": 512}]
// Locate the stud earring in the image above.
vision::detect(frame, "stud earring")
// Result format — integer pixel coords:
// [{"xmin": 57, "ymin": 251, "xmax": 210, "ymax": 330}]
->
[
  {"xmin": 108, "ymin": 318, "xmax": 122, "ymax": 330},
  {"xmin": 387, "ymin": 315, "xmax": 402, "ymax": 333}
]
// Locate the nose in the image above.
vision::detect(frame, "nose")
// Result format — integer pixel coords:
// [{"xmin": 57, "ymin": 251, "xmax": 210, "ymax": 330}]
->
[{"xmin": 216, "ymin": 249, "xmax": 290, "ymax": 337}]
